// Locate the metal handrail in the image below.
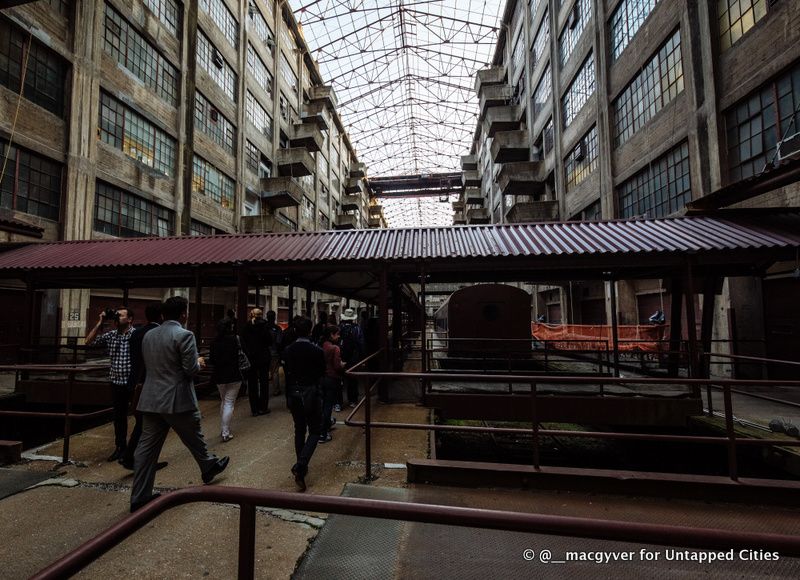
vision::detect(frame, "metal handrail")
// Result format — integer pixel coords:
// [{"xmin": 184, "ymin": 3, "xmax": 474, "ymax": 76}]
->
[{"xmin": 31, "ymin": 485, "xmax": 800, "ymax": 580}]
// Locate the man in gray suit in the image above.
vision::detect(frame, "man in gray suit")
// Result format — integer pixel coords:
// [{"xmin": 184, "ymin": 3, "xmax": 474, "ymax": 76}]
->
[{"xmin": 130, "ymin": 296, "xmax": 229, "ymax": 512}]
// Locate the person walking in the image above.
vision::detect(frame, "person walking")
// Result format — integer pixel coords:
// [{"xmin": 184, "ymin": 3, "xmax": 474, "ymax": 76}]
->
[
  {"xmin": 266, "ymin": 310, "xmax": 284, "ymax": 396},
  {"xmin": 311, "ymin": 312, "xmax": 328, "ymax": 345},
  {"xmin": 130, "ymin": 296, "xmax": 229, "ymax": 512},
  {"xmin": 339, "ymin": 308, "xmax": 364, "ymax": 409},
  {"xmin": 319, "ymin": 324, "xmax": 344, "ymax": 443},
  {"xmin": 241, "ymin": 308, "xmax": 272, "ymax": 416},
  {"xmin": 210, "ymin": 316, "xmax": 242, "ymax": 442},
  {"xmin": 282, "ymin": 317, "xmax": 325, "ymax": 491}
]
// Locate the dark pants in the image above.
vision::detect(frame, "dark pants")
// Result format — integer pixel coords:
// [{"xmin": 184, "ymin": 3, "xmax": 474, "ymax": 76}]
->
[
  {"xmin": 247, "ymin": 362, "xmax": 270, "ymax": 414},
  {"xmin": 111, "ymin": 382, "xmax": 131, "ymax": 448},
  {"xmin": 345, "ymin": 374, "xmax": 359, "ymax": 405},
  {"xmin": 288, "ymin": 384, "xmax": 322, "ymax": 477},
  {"xmin": 320, "ymin": 376, "xmax": 341, "ymax": 437}
]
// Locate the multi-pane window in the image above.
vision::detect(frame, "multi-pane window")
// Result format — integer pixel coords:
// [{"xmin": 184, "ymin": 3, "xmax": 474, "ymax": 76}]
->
[
  {"xmin": 612, "ymin": 29, "xmax": 683, "ymax": 147},
  {"xmin": 562, "ymin": 52, "xmax": 595, "ymax": 128},
  {"xmin": 279, "ymin": 92, "xmax": 297, "ymax": 123},
  {"xmin": 279, "ymin": 52, "xmax": 298, "ymax": 94},
  {"xmin": 529, "ymin": 0, "xmax": 544, "ymax": 19},
  {"xmin": 46, "ymin": 0, "xmax": 71, "ymax": 18},
  {"xmin": 617, "ymin": 141, "xmax": 691, "ymax": 218},
  {"xmin": 199, "ymin": 0, "xmax": 238, "ymax": 48},
  {"xmin": 511, "ymin": 31, "xmax": 525, "ymax": 77},
  {"xmin": 190, "ymin": 220, "xmax": 213, "ymax": 236},
  {"xmin": 143, "ymin": 0, "xmax": 182, "ymax": 36},
  {"xmin": 194, "ymin": 92, "xmax": 235, "ymax": 154},
  {"xmin": 103, "ymin": 4, "xmax": 179, "ymax": 105},
  {"xmin": 192, "ymin": 155, "xmax": 235, "ymax": 208},
  {"xmin": 564, "ymin": 126, "xmax": 598, "ymax": 191},
  {"xmin": 197, "ymin": 31, "xmax": 237, "ymax": 101},
  {"xmin": 0, "ymin": 18, "xmax": 67, "ymax": 117},
  {"xmin": 574, "ymin": 199, "xmax": 602, "ymax": 221},
  {"xmin": 317, "ymin": 154, "xmax": 329, "ymax": 179},
  {"xmin": 719, "ymin": 0, "xmax": 770, "ymax": 52},
  {"xmin": 532, "ymin": 64, "xmax": 552, "ymax": 116},
  {"xmin": 246, "ymin": 91, "xmax": 273, "ymax": 140},
  {"xmin": 543, "ymin": 118, "xmax": 554, "ymax": 154},
  {"xmin": 94, "ymin": 181, "xmax": 174, "ymax": 237},
  {"xmin": 0, "ymin": 138, "xmax": 62, "ymax": 221},
  {"xmin": 725, "ymin": 61, "xmax": 800, "ymax": 182},
  {"xmin": 531, "ymin": 10, "xmax": 550, "ymax": 67},
  {"xmin": 609, "ymin": 0, "xmax": 661, "ymax": 61},
  {"xmin": 281, "ymin": 24, "xmax": 296, "ymax": 51},
  {"xmin": 301, "ymin": 195, "xmax": 314, "ymax": 221},
  {"xmin": 559, "ymin": 0, "xmax": 591, "ymax": 67},
  {"xmin": 249, "ymin": 2, "xmax": 274, "ymax": 48},
  {"xmin": 245, "ymin": 140, "xmax": 260, "ymax": 173},
  {"xmin": 99, "ymin": 92, "xmax": 176, "ymax": 176},
  {"xmin": 318, "ymin": 210, "xmax": 329, "ymax": 230},
  {"xmin": 247, "ymin": 43, "xmax": 273, "ymax": 98},
  {"xmin": 275, "ymin": 212, "xmax": 297, "ymax": 231}
]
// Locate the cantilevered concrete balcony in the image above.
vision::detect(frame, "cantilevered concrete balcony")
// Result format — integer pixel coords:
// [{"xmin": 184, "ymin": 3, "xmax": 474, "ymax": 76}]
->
[
  {"xmin": 505, "ymin": 200, "xmax": 559, "ymax": 223},
  {"xmin": 334, "ymin": 213, "xmax": 358, "ymax": 230},
  {"xmin": 483, "ymin": 105, "xmax": 521, "ymax": 137},
  {"xmin": 344, "ymin": 176, "xmax": 362, "ymax": 193},
  {"xmin": 452, "ymin": 199, "xmax": 465, "ymax": 212},
  {"xmin": 460, "ymin": 155, "xmax": 477, "ymax": 171},
  {"xmin": 478, "ymin": 84, "xmax": 514, "ymax": 118},
  {"xmin": 289, "ymin": 123, "xmax": 324, "ymax": 152},
  {"xmin": 453, "ymin": 211, "xmax": 467, "ymax": 225},
  {"xmin": 498, "ymin": 161, "xmax": 547, "ymax": 196},
  {"xmin": 369, "ymin": 204, "xmax": 383, "ymax": 216},
  {"xmin": 341, "ymin": 193, "xmax": 362, "ymax": 212},
  {"xmin": 240, "ymin": 214, "xmax": 296, "ymax": 233},
  {"xmin": 464, "ymin": 188, "xmax": 483, "ymax": 206},
  {"xmin": 309, "ymin": 85, "xmax": 337, "ymax": 109},
  {"xmin": 301, "ymin": 101, "xmax": 332, "ymax": 131},
  {"xmin": 490, "ymin": 130, "xmax": 530, "ymax": 163},
  {"xmin": 259, "ymin": 176, "xmax": 306, "ymax": 209},
  {"xmin": 462, "ymin": 170, "xmax": 481, "ymax": 188},
  {"xmin": 466, "ymin": 208, "xmax": 490, "ymax": 224},
  {"xmin": 350, "ymin": 162, "xmax": 366, "ymax": 178},
  {"xmin": 277, "ymin": 148, "xmax": 314, "ymax": 177},
  {"xmin": 474, "ymin": 65, "xmax": 506, "ymax": 94}
]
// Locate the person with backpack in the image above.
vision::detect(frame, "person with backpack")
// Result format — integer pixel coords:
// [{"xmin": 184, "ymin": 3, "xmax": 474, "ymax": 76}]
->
[{"xmin": 338, "ymin": 308, "xmax": 364, "ymax": 410}]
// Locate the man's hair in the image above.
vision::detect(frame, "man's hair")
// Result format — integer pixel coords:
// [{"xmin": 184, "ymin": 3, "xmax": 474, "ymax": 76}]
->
[
  {"xmin": 144, "ymin": 302, "xmax": 162, "ymax": 323},
  {"xmin": 162, "ymin": 296, "xmax": 188, "ymax": 321},
  {"xmin": 323, "ymin": 324, "xmax": 340, "ymax": 342},
  {"xmin": 266, "ymin": 310, "xmax": 277, "ymax": 322},
  {"xmin": 117, "ymin": 306, "xmax": 134, "ymax": 320},
  {"xmin": 294, "ymin": 317, "xmax": 313, "ymax": 337}
]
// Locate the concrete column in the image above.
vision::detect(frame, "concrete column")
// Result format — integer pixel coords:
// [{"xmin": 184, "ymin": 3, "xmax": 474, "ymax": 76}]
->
[
  {"xmin": 178, "ymin": 0, "xmax": 198, "ymax": 235},
  {"xmin": 592, "ymin": 0, "xmax": 615, "ymax": 218}
]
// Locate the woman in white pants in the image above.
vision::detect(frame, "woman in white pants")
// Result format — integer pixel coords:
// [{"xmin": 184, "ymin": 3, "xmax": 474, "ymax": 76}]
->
[{"xmin": 210, "ymin": 317, "xmax": 243, "ymax": 442}]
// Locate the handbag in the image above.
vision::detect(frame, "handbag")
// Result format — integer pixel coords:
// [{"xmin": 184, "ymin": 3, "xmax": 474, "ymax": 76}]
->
[{"xmin": 235, "ymin": 336, "xmax": 251, "ymax": 373}]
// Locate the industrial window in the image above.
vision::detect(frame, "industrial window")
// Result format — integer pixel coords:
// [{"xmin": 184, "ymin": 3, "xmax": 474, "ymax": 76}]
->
[
  {"xmin": 532, "ymin": 64, "xmax": 552, "ymax": 116},
  {"xmin": 246, "ymin": 91, "xmax": 273, "ymax": 140},
  {"xmin": 199, "ymin": 0, "xmax": 238, "ymax": 49},
  {"xmin": 317, "ymin": 154, "xmax": 329, "ymax": 180},
  {"xmin": 301, "ymin": 195, "xmax": 314, "ymax": 221},
  {"xmin": 529, "ymin": 0, "xmax": 544, "ymax": 20},
  {"xmin": 143, "ymin": 0, "xmax": 182, "ymax": 36},
  {"xmin": 275, "ymin": 212, "xmax": 297, "ymax": 231},
  {"xmin": 0, "ymin": 18, "xmax": 67, "ymax": 117},
  {"xmin": 197, "ymin": 31, "xmax": 237, "ymax": 102},
  {"xmin": 531, "ymin": 10, "xmax": 550, "ymax": 68},
  {"xmin": 718, "ymin": 0, "xmax": 770, "ymax": 52},
  {"xmin": 511, "ymin": 31, "xmax": 525, "ymax": 78},
  {"xmin": 725, "ymin": 60, "xmax": 800, "ymax": 182},
  {"xmin": 617, "ymin": 141, "xmax": 691, "ymax": 218},
  {"xmin": 190, "ymin": 220, "xmax": 213, "ymax": 236},
  {"xmin": 281, "ymin": 22, "xmax": 296, "ymax": 51},
  {"xmin": 571, "ymin": 199, "xmax": 601, "ymax": 221},
  {"xmin": 99, "ymin": 92, "xmax": 176, "ymax": 176},
  {"xmin": 558, "ymin": 0, "xmax": 591, "ymax": 68},
  {"xmin": 0, "ymin": 138, "xmax": 62, "ymax": 221},
  {"xmin": 279, "ymin": 92, "xmax": 297, "ymax": 123},
  {"xmin": 564, "ymin": 125, "xmax": 598, "ymax": 191},
  {"xmin": 103, "ymin": 4, "xmax": 179, "ymax": 105},
  {"xmin": 279, "ymin": 52, "xmax": 298, "ymax": 94},
  {"xmin": 612, "ymin": 29, "xmax": 683, "ymax": 148},
  {"xmin": 609, "ymin": 0, "xmax": 661, "ymax": 61},
  {"xmin": 245, "ymin": 140, "xmax": 260, "ymax": 173},
  {"xmin": 561, "ymin": 52, "xmax": 595, "ymax": 128},
  {"xmin": 46, "ymin": 0, "xmax": 71, "ymax": 18},
  {"xmin": 318, "ymin": 210, "xmax": 329, "ymax": 230},
  {"xmin": 249, "ymin": 2, "xmax": 274, "ymax": 49},
  {"xmin": 192, "ymin": 155, "xmax": 235, "ymax": 208},
  {"xmin": 194, "ymin": 91, "xmax": 236, "ymax": 154},
  {"xmin": 94, "ymin": 181, "xmax": 174, "ymax": 238},
  {"xmin": 246, "ymin": 43, "xmax": 273, "ymax": 99},
  {"xmin": 543, "ymin": 117, "xmax": 554, "ymax": 154}
]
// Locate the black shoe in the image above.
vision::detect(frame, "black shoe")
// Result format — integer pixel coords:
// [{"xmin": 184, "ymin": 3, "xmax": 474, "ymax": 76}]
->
[
  {"xmin": 155, "ymin": 461, "xmax": 168, "ymax": 471},
  {"xmin": 130, "ymin": 493, "xmax": 161, "ymax": 513},
  {"xmin": 107, "ymin": 447, "xmax": 125, "ymax": 462},
  {"xmin": 291, "ymin": 464, "xmax": 306, "ymax": 492},
  {"xmin": 202, "ymin": 456, "xmax": 230, "ymax": 484}
]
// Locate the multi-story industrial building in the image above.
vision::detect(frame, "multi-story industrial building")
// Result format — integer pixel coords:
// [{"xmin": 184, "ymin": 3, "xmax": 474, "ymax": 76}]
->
[
  {"xmin": 459, "ymin": 0, "xmax": 800, "ymax": 367},
  {"xmin": 0, "ymin": 0, "xmax": 385, "ymax": 340}
]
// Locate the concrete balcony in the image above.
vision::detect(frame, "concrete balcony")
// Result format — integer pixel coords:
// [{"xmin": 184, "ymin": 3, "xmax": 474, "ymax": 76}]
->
[
  {"xmin": 505, "ymin": 200, "xmax": 560, "ymax": 223},
  {"xmin": 498, "ymin": 161, "xmax": 547, "ymax": 196},
  {"xmin": 240, "ymin": 214, "xmax": 296, "ymax": 233},
  {"xmin": 369, "ymin": 204, "xmax": 383, "ymax": 216},
  {"xmin": 452, "ymin": 200, "xmax": 465, "ymax": 212},
  {"xmin": 466, "ymin": 208, "xmax": 490, "ymax": 224},
  {"xmin": 490, "ymin": 130, "xmax": 530, "ymax": 163},
  {"xmin": 259, "ymin": 176, "xmax": 307, "ymax": 209},
  {"xmin": 301, "ymin": 101, "xmax": 332, "ymax": 131},
  {"xmin": 483, "ymin": 105, "xmax": 520, "ymax": 137},
  {"xmin": 277, "ymin": 148, "xmax": 314, "ymax": 177},
  {"xmin": 334, "ymin": 213, "xmax": 358, "ymax": 230},
  {"xmin": 290, "ymin": 123, "xmax": 324, "ymax": 152},
  {"xmin": 309, "ymin": 85, "xmax": 337, "ymax": 109},
  {"xmin": 462, "ymin": 170, "xmax": 481, "ymax": 188},
  {"xmin": 460, "ymin": 155, "xmax": 477, "ymax": 171},
  {"xmin": 350, "ymin": 162, "xmax": 366, "ymax": 178},
  {"xmin": 479, "ymin": 84, "xmax": 514, "ymax": 118},
  {"xmin": 344, "ymin": 176, "xmax": 362, "ymax": 194},
  {"xmin": 368, "ymin": 215, "xmax": 384, "ymax": 228},
  {"xmin": 341, "ymin": 193, "xmax": 362, "ymax": 212},
  {"xmin": 464, "ymin": 188, "xmax": 483, "ymax": 206},
  {"xmin": 474, "ymin": 65, "xmax": 506, "ymax": 94},
  {"xmin": 453, "ymin": 211, "xmax": 467, "ymax": 225}
]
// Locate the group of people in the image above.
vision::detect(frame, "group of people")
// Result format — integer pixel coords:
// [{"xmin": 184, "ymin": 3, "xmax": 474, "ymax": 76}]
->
[{"xmin": 87, "ymin": 299, "xmax": 372, "ymax": 507}]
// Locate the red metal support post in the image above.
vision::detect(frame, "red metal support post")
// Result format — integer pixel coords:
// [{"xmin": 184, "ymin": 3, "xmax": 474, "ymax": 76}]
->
[
  {"xmin": 667, "ymin": 278, "xmax": 684, "ymax": 377},
  {"xmin": 378, "ymin": 266, "xmax": 389, "ymax": 402},
  {"xmin": 608, "ymin": 277, "xmax": 621, "ymax": 378},
  {"xmin": 61, "ymin": 369, "xmax": 74, "ymax": 465},
  {"xmin": 238, "ymin": 503, "xmax": 256, "ymax": 580}
]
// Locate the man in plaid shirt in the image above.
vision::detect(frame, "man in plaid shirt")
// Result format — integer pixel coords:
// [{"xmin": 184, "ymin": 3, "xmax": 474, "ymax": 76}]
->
[{"xmin": 86, "ymin": 307, "xmax": 135, "ymax": 462}]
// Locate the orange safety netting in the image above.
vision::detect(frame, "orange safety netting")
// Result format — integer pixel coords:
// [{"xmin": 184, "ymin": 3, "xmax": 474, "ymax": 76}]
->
[{"xmin": 532, "ymin": 323, "xmax": 668, "ymax": 352}]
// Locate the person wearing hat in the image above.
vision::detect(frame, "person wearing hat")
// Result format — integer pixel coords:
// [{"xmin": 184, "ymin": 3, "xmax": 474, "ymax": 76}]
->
[{"xmin": 337, "ymin": 307, "xmax": 364, "ymax": 410}]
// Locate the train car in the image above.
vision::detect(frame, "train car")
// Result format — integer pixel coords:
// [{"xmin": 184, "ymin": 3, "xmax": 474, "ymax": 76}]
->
[{"xmin": 433, "ymin": 284, "xmax": 532, "ymax": 356}]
